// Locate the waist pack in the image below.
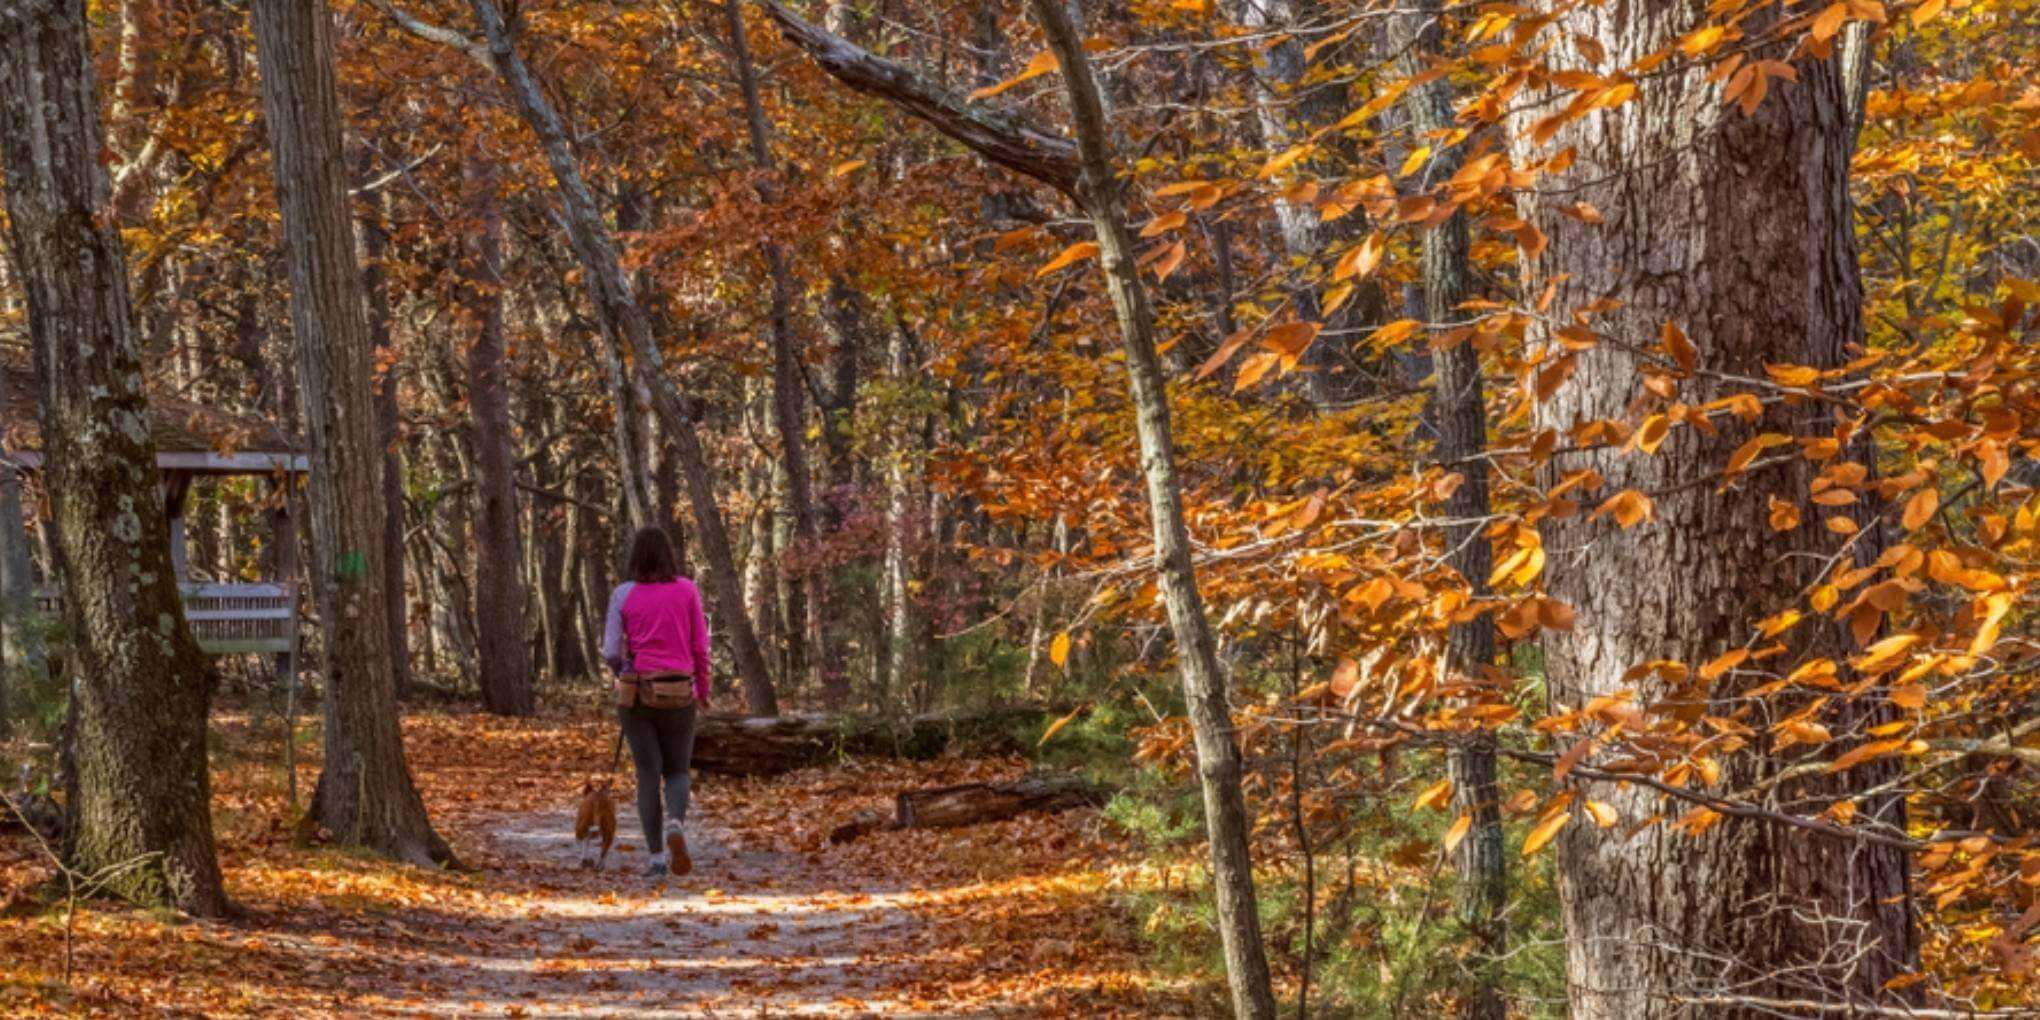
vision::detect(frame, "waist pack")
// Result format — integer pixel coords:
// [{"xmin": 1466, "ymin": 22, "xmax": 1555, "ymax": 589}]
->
[{"xmin": 616, "ymin": 672, "xmax": 695, "ymax": 710}]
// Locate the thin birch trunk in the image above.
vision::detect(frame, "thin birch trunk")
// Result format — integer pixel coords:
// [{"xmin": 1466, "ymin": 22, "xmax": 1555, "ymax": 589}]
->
[{"xmin": 1025, "ymin": 4, "xmax": 1278, "ymax": 1014}]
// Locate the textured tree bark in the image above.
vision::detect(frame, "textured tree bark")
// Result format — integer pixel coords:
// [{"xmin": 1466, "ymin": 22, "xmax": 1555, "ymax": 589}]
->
[
  {"xmin": 461, "ymin": 166, "xmax": 534, "ymax": 716},
  {"xmin": 1228, "ymin": 0, "xmax": 1376, "ymax": 406},
  {"xmin": 250, "ymin": 0, "xmax": 451, "ymax": 867},
  {"xmin": 355, "ymin": 175, "xmax": 415, "ymax": 701},
  {"xmin": 1025, "ymin": 4, "xmax": 1278, "ymax": 1016},
  {"xmin": 881, "ymin": 322, "xmax": 920, "ymax": 706},
  {"xmin": 465, "ymin": 0, "xmax": 778, "ymax": 716},
  {"xmin": 828, "ymin": 773, "xmax": 1108, "ymax": 843},
  {"xmin": 1510, "ymin": 7, "xmax": 1915, "ymax": 1016},
  {"xmin": 1395, "ymin": 4, "xmax": 1507, "ymax": 1016},
  {"xmin": 0, "ymin": 0, "xmax": 226, "ymax": 914}
]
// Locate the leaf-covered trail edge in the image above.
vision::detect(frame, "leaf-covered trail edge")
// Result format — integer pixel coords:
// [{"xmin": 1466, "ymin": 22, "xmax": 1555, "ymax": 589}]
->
[{"xmin": 0, "ymin": 708, "xmax": 1194, "ymax": 1017}]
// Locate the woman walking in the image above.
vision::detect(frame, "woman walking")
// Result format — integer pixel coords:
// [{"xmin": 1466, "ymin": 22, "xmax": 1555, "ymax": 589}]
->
[{"xmin": 601, "ymin": 526, "xmax": 711, "ymax": 877}]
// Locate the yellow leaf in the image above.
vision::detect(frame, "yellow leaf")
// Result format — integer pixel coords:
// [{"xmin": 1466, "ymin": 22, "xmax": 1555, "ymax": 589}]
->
[
  {"xmin": 1888, "ymin": 683, "xmax": 1926, "ymax": 710},
  {"xmin": 1660, "ymin": 321, "xmax": 1697, "ymax": 375},
  {"xmin": 1766, "ymin": 363, "xmax": 1821, "ymax": 387},
  {"xmin": 1811, "ymin": 2, "xmax": 1849, "ymax": 42},
  {"xmin": 1901, "ymin": 488, "xmax": 1939, "ymax": 531},
  {"xmin": 1442, "ymin": 813, "xmax": 1472, "ymax": 854},
  {"xmin": 968, "ymin": 50, "xmax": 1059, "ymax": 101},
  {"xmin": 1768, "ymin": 496, "xmax": 1801, "ymax": 532},
  {"xmin": 1728, "ymin": 432, "xmax": 1792, "ymax": 475},
  {"xmin": 1369, "ymin": 318, "xmax": 1425, "ymax": 349},
  {"xmin": 1333, "ymin": 232, "xmax": 1386, "ymax": 282},
  {"xmin": 1037, "ymin": 241, "xmax": 1100, "ymax": 277},
  {"xmin": 1260, "ymin": 142, "xmax": 1317, "ymax": 179},
  {"xmin": 1152, "ymin": 240, "xmax": 1187, "ymax": 282},
  {"xmin": 1196, "ymin": 329, "xmax": 1255, "ymax": 380},
  {"xmin": 1912, "ymin": 0, "xmax": 1946, "ymax": 25},
  {"xmin": 1522, "ymin": 809, "xmax": 1571, "ymax": 857},
  {"xmin": 1049, "ymin": 631, "xmax": 1072, "ymax": 668},
  {"xmin": 1853, "ymin": 633, "xmax": 1920, "ymax": 676},
  {"xmin": 1140, "ymin": 211, "xmax": 1188, "ymax": 238},
  {"xmin": 1584, "ymin": 800, "xmax": 1619, "ymax": 828},
  {"xmin": 1415, "ymin": 779, "xmax": 1454, "ymax": 812},
  {"xmin": 1261, "ymin": 321, "xmax": 1323, "ymax": 359},
  {"xmin": 1635, "ymin": 414, "xmax": 1672, "ymax": 454},
  {"xmin": 1594, "ymin": 489, "xmax": 1656, "ymax": 528},
  {"xmin": 1038, "ymin": 704, "xmax": 1085, "ymax": 746},
  {"xmin": 1700, "ymin": 648, "xmax": 1748, "ymax": 681},
  {"xmin": 830, "ymin": 159, "xmax": 868, "ymax": 177},
  {"xmin": 1829, "ymin": 738, "xmax": 1907, "ymax": 773},
  {"xmin": 1233, "ymin": 351, "xmax": 1281, "ymax": 392}
]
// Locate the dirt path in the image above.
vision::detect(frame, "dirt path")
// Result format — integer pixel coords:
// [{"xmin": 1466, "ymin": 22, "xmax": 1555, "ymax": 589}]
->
[
  {"xmin": 0, "ymin": 711, "xmax": 1186, "ymax": 1018},
  {"xmin": 399, "ymin": 803, "xmax": 944, "ymax": 1017}
]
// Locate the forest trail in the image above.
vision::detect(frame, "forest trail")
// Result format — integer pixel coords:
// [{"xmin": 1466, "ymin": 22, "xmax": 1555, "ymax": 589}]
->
[
  {"xmin": 0, "ymin": 709, "xmax": 1188, "ymax": 1018},
  {"xmin": 397, "ymin": 800, "xmax": 960, "ymax": 1017}
]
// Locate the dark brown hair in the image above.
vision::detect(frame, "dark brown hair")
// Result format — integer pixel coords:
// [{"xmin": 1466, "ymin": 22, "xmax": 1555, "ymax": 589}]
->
[{"xmin": 626, "ymin": 526, "xmax": 682, "ymax": 584}]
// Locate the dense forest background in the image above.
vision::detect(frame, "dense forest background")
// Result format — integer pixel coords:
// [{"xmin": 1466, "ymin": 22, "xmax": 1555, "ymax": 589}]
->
[{"xmin": 0, "ymin": 0, "xmax": 2035, "ymax": 1016}]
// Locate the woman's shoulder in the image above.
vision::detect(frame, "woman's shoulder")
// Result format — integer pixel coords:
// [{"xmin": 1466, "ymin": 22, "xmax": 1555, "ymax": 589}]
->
[{"xmin": 609, "ymin": 580, "xmax": 636, "ymax": 604}]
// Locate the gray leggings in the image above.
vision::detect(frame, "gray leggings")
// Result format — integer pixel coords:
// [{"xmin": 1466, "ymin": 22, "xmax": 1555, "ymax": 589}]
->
[{"xmin": 617, "ymin": 704, "xmax": 696, "ymax": 848}]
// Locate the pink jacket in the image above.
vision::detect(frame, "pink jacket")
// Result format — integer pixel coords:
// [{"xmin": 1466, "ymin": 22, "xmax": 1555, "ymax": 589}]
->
[{"xmin": 600, "ymin": 579, "xmax": 711, "ymax": 702}]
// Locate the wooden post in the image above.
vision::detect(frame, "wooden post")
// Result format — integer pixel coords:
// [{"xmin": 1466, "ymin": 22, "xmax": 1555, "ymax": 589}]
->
[
  {"xmin": 162, "ymin": 469, "xmax": 192, "ymax": 583},
  {"xmin": 274, "ymin": 472, "xmax": 301, "ymax": 809}
]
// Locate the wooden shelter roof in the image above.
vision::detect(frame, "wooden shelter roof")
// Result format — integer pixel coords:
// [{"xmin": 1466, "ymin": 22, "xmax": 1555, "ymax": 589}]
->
[{"xmin": 0, "ymin": 344, "xmax": 304, "ymax": 474}]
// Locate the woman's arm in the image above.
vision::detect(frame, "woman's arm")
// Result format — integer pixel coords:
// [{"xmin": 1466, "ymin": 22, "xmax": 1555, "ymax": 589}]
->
[
  {"xmin": 600, "ymin": 583, "xmax": 631, "ymax": 675},
  {"xmin": 687, "ymin": 584, "xmax": 711, "ymax": 703}
]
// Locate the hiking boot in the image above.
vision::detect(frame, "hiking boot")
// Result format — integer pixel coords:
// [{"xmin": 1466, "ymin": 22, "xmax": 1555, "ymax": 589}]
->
[
  {"xmin": 642, "ymin": 854, "xmax": 667, "ymax": 877},
  {"xmin": 667, "ymin": 831, "xmax": 691, "ymax": 876}
]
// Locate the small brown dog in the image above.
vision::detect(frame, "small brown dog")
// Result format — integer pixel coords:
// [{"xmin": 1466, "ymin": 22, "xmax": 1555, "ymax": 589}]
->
[{"xmin": 575, "ymin": 778, "xmax": 617, "ymax": 870}]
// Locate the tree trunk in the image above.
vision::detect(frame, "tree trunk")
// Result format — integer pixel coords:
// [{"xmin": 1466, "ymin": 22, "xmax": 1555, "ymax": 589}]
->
[
  {"xmin": 828, "ymin": 773, "xmax": 1108, "ymax": 843},
  {"xmin": 355, "ymin": 171, "xmax": 415, "ymax": 701},
  {"xmin": 250, "ymin": 0, "xmax": 451, "ymax": 867},
  {"xmin": 722, "ymin": 0, "xmax": 844, "ymax": 709},
  {"xmin": 880, "ymin": 322, "xmax": 920, "ymax": 707},
  {"xmin": 0, "ymin": 363, "xmax": 45, "ymax": 728},
  {"xmin": 0, "ymin": 0, "xmax": 226, "ymax": 914},
  {"xmin": 1511, "ymin": 8, "xmax": 1915, "ymax": 1016},
  {"xmin": 466, "ymin": 0, "xmax": 778, "ymax": 717},
  {"xmin": 691, "ymin": 707, "xmax": 1046, "ymax": 776},
  {"xmin": 1025, "ymin": 4, "xmax": 1278, "ymax": 1015},
  {"xmin": 462, "ymin": 165, "xmax": 533, "ymax": 716},
  {"xmin": 1395, "ymin": 4, "xmax": 1506, "ymax": 1016}
]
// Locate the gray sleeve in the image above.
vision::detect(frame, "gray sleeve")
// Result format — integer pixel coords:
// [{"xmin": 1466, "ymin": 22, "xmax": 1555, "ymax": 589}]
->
[{"xmin": 600, "ymin": 582, "xmax": 633, "ymax": 673}]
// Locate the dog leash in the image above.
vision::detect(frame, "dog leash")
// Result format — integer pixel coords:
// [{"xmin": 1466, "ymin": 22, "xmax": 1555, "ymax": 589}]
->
[{"xmin": 609, "ymin": 726, "xmax": 624, "ymax": 774}]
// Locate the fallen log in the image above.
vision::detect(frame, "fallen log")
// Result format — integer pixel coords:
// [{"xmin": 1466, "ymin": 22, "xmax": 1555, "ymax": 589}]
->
[
  {"xmin": 828, "ymin": 773, "xmax": 1109, "ymax": 843},
  {"xmin": 692, "ymin": 706, "xmax": 1053, "ymax": 777}
]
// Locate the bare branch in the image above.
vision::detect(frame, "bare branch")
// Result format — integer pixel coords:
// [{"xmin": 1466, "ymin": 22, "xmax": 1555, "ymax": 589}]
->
[
  {"xmin": 364, "ymin": 0, "xmax": 497, "ymax": 73},
  {"xmin": 755, "ymin": 0, "xmax": 1080, "ymax": 197}
]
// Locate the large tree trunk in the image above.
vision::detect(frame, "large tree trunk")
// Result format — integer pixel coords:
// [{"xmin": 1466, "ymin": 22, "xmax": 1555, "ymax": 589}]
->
[
  {"xmin": 0, "ymin": 0, "xmax": 226, "ymax": 915},
  {"xmin": 464, "ymin": 0, "xmax": 778, "ymax": 716},
  {"xmin": 250, "ymin": 0, "xmax": 451, "ymax": 867},
  {"xmin": 1396, "ymin": 4, "xmax": 1507, "ymax": 1017},
  {"xmin": 1025, "ymin": 5, "xmax": 1278, "ymax": 1016},
  {"xmin": 1512, "ymin": 9, "xmax": 1915, "ymax": 1016},
  {"xmin": 462, "ymin": 166, "xmax": 534, "ymax": 716}
]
